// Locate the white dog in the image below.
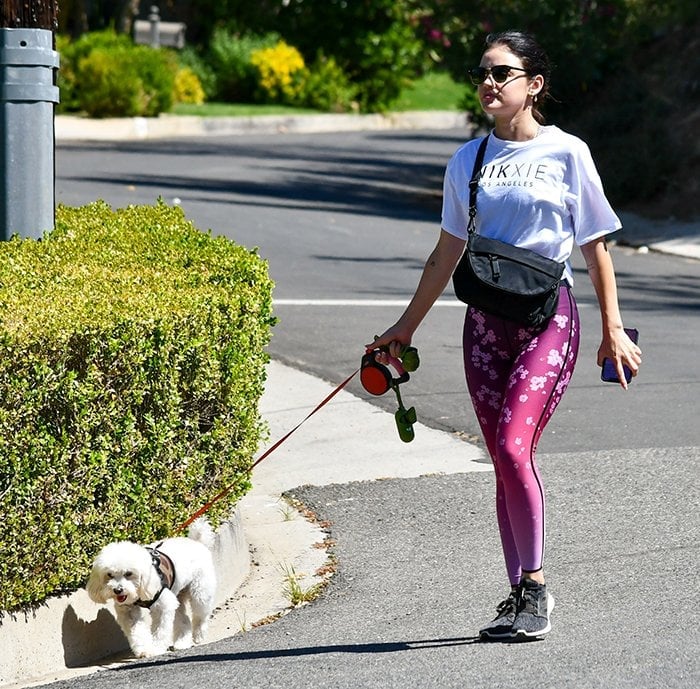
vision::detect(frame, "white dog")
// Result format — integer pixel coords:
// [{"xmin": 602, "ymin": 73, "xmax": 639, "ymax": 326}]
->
[{"xmin": 86, "ymin": 519, "xmax": 217, "ymax": 658}]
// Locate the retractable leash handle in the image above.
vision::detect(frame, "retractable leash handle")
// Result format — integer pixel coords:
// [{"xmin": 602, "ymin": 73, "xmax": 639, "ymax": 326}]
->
[
  {"xmin": 360, "ymin": 345, "xmax": 420, "ymax": 442},
  {"xmin": 360, "ymin": 349, "xmax": 409, "ymax": 395},
  {"xmin": 360, "ymin": 344, "xmax": 420, "ymax": 394}
]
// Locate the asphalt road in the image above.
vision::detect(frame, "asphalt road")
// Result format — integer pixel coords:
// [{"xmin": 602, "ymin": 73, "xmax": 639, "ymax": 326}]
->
[
  {"xmin": 56, "ymin": 129, "xmax": 700, "ymax": 453},
  {"xmin": 48, "ymin": 128, "xmax": 700, "ymax": 688}
]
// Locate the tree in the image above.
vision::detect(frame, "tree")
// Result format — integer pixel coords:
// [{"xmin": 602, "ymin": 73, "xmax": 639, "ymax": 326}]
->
[
  {"xmin": 1, "ymin": 0, "xmax": 59, "ymax": 29},
  {"xmin": 58, "ymin": 0, "xmax": 140, "ymax": 37}
]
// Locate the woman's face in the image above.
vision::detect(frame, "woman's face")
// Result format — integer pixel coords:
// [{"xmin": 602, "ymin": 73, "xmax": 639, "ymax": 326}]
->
[{"xmin": 476, "ymin": 45, "xmax": 541, "ymax": 120}]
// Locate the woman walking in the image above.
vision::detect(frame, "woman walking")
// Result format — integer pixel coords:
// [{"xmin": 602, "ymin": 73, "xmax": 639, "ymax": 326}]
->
[{"xmin": 368, "ymin": 31, "xmax": 641, "ymax": 640}]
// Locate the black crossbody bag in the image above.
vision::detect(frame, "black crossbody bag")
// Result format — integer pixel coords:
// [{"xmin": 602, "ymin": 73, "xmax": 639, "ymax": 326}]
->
[{"xmin": 452, "ymin": 135, "xmax": 565, "ymax": 328}]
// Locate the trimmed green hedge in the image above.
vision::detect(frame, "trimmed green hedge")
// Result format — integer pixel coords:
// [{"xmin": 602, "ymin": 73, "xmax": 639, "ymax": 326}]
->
[
  {"xmin": 57, "ymin": 30, "xmax": 178, "ymax": 117},
  {"xmin": 0, "ymin": 201, "xmax": 275, "ymax": 612}
]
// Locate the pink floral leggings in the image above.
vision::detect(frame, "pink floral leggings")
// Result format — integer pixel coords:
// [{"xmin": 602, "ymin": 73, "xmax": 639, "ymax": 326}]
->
[{"xmin": 462, "ymin": 284, "xmax": 579, "ymax": 585}]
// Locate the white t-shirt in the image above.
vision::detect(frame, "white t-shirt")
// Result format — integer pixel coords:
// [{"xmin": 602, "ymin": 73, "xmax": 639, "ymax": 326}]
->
[{"xmin": 441, "ymin": 125, "xmax": 621, "ymax": 285}]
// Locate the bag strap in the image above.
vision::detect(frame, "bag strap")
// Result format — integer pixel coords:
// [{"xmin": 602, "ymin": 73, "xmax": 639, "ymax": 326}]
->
[{"xmin": 467, "ymin": 134, "xmax": 489, "ymax": 235}]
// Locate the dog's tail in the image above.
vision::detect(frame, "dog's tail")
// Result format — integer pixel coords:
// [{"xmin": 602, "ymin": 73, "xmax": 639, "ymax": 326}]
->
[{"xmin": 187, "ymin": 517, "xmax": 216, "ymax": 550}]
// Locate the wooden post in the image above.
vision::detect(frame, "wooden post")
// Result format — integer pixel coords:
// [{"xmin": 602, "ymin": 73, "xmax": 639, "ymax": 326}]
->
[{"xmin": 1, "ymin": 1, "xmax": 59, "ymax": 31}]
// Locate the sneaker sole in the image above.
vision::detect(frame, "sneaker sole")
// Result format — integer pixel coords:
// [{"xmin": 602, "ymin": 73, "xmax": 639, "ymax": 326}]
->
[
  {"xmin": 479, "ymin": 627, "xmax": 513, "ymax": 641},
  {"xmin": 511, "ymin": 593, "xmax": 555, "ymax": 640}
]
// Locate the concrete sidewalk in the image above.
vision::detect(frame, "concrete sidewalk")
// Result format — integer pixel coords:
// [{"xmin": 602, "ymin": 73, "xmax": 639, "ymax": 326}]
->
[
  {"xmin": 2, "ymin": 360, "xmax": 490, "ymax": 689},
  {"xmin": 54, "ymin": 111, "xmax": 469, "ymax": 141},
  {"xmin": 617, "ymin": 212, "xmax": 700, "ymax": 261}
]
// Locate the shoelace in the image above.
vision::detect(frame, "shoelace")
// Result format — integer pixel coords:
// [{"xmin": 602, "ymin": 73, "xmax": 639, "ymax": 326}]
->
[
  {"xmin": 495, "ymin": 591, "xmax": 519, "ymax": 618},
  {"xmin": 518, "ymin": 584, "xmax": 545, "ymax": 616}
]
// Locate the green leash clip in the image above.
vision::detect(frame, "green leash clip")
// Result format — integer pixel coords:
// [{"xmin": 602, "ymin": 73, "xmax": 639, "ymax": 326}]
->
[{"xmin": 391, "ymin": 379, "xmax": 417, "ymax": 443}]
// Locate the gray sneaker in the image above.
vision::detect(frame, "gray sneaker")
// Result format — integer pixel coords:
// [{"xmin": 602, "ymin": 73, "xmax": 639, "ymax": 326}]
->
[
  {"xmin": 479, "ymin": 588, "xmax": 519, "ymax": 640},
  {"xmin": 511, "ymin": 578, "xmax": 555, "ymax": 639}
]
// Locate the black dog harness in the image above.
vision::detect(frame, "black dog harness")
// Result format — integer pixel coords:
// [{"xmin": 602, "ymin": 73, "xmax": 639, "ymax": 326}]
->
[{"xmin": 136, "ymin": 544, "xmax": 176, "ymax": 608}]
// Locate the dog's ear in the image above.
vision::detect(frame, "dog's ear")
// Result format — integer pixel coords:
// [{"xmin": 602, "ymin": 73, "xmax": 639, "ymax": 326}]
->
[{"xmin": 86, "ymin": 565, "xmax": 108, "ymax": 604}]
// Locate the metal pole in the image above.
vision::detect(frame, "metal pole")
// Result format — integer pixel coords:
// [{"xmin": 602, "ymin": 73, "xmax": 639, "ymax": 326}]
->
[
  {"xmin": 0, "ymin": 27, "xmax": 59, "ymax": 239},
  {"xmin": 148, "ymin": 5, "xmax": 161, "ymax": 49},
  {"xmin": 1, "ymin": 1, "xmax": 59, "ymax": 240}
]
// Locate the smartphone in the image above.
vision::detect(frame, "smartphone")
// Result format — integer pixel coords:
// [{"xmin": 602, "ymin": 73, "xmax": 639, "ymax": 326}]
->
[{"xmin": 601, "ymin": 328, "xmax": 639, "ymax": 384}]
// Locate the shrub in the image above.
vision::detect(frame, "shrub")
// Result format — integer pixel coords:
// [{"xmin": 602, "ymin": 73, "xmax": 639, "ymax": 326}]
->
[
  {"xmin": 250, "ymin": 40, "xmax": 306, "ymax": 105},
  {"xmin": 0, "ymin": 201, "xmax": 275, "ymax": 612},
  {"xmin": 56, "ymin": 29, "xmax": 178, "ymax": 117},
  {"xmin": 301, "ymin": 54, "xmax": 359, "ymax": 113},
  {"xmin": 56, "ymin": 29, "xmax": 135, "ymax": 114},
  {"xmin": 55, "ymin": 34, "xmax": 78, "ymax": 113},
  {"xmin": 206, "ymin": 29, "xmax": 280, "ymax": 102},
  {"xmin": 214, "ymin": 0, "xmax": 424, "ymax": 112},
  {"xmin": 76, "ymin": 49, "xmax": 148, "ymax": 117},
  {"xmin": 77, "ymin": 44, "xmax": 177, "ymax": 117},
  {"xmin": 173, "ymin": 66, "xmax": 206, "ymax": 105},
  {"xmin": 177, "ymin": 45, "xmax": 218, "ymax": 101},
  {"xmin": 269, "ymin": 0, "xmax": 425, "ymax": 112}
]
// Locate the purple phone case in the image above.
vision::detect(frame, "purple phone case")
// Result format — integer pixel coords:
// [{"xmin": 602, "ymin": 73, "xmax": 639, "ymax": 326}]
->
[{"xmin": 601, "ymin": 328, "xmax": 639, "ymax": 383}]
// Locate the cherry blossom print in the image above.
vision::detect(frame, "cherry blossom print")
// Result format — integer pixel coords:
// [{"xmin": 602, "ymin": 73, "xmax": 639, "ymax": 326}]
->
[
  {"xmin": 553, "ymin": 314, "xmax": 568, "ymax": 330},
  {"xmin": 462, "ymin": 284, "xmax": 581, "ymax": 583},
  {"xmin": 547, "ymin": 348, "xmax": 564, "ymax": 367},
  {"xmin": 529, "ymin": 375, "xmax": 548, "ymax": 392},
  {"xmin": 556, "ymin": 370, "xmax": 573, "ymax": 394}
]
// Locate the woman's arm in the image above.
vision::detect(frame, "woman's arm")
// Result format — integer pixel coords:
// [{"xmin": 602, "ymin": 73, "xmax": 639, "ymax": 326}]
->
[
  {"xmin": 580, "ymin": 237, "xmax": 642, "ymax": 389},
  {"xmin": 367, "ymin": 229, "xmax": 466, "ymax": 357}
]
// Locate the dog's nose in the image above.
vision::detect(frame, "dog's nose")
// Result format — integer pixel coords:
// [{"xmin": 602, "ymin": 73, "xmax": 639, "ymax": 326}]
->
[{"xmin": 113, "ymin": 586, "xmax": 123, "ymax": 595}]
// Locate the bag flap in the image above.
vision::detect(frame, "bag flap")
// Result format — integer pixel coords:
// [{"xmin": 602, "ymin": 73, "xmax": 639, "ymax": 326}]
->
[{"xmin": 467, "ymin": 235, "xmax": 565, "ymax": 280}]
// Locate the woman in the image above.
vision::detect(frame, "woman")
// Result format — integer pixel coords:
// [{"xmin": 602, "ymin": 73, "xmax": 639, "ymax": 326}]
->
[{"xmin": 367, "ymin": 31, "xmax": 642, "ymax": 640}]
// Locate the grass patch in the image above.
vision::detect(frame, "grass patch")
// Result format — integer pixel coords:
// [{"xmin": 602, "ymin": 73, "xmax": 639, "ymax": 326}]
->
[
  {"xmin": 392, "ymin": 71, "xmax": 466, "ymax": 111},
  {"xmin": 280, "ymin": 564, "xmax": 325, "ymax": 607},
  {"xmin": 170, "ymin": 71, "xmax": 466, "ymax": 117},
  {"xmin": 170, "ymin": 102, "xmax": 319, "ymax": 117}
]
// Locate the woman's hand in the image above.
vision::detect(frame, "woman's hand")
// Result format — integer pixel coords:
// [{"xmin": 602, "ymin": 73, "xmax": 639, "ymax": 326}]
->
[
  {"xmin": 365, "ymin": 326, "xmax": 413, "ymax": 363},
  {"xmin": 598, "ymin": 327, "xmax": 642, "ymax": 390},
  {"xmin": 581, "ymin": 237, "xmax": 642, "ymax": 390}
]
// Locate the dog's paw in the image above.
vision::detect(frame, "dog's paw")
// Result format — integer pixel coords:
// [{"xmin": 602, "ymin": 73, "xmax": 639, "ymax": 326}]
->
[
  {"xmin": 146, "ymin": 645, "xmax": 171, "ymax": 657},
  {"xmin": 172, "ymin": 637, "xmax": 193, "ymax": 651},
  {"xmin": 173, "ymin": 633, "xmax": 192, "ymax": 651},
  {"xmin": 131, "ymin": 643, "xmax": 170, "ymax": 658},
  {"xmin": 131, "ymin": 646, "xmax": 154, "ymax": 659}
]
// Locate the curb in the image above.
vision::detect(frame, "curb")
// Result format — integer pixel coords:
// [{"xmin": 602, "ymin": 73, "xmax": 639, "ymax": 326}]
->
[
  {"xmin": 55, "ymin": 110, "xmax": 470, "ymax": 141},
  {"xmin": 616, "ymin": 212, "xmax": 700, "ymax": 261}
]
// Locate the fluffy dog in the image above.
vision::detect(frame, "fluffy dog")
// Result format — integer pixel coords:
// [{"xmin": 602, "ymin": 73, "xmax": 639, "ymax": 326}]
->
[{"xmin": 86, "ymin": 519, "xmax": 217, "ymax": 658}]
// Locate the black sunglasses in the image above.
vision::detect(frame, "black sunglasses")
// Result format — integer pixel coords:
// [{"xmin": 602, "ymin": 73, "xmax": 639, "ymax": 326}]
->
[{"xmin": 469, "ymin": 65, "xmax": 529, "ymax": 85}]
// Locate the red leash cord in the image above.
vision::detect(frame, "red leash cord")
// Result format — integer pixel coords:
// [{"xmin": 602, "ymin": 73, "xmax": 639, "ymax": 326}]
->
[{"xmin": 175, "ymin": 367, "xmax": 360, "ymax": 533}]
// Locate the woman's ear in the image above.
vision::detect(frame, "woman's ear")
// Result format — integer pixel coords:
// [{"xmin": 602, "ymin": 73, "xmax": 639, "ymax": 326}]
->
[{"xmin": 528, "ymin": 73, "xmax": 545, "ymax": 99}]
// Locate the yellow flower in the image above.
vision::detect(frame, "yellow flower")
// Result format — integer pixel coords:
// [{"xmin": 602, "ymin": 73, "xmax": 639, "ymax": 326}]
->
[
  {"xmin": 250, "ymin": 41, "xmax": 306, "ymax": 103},
  {"xmin": 173, "ymin": 67, "xmax": 205, "ymax": 105}
]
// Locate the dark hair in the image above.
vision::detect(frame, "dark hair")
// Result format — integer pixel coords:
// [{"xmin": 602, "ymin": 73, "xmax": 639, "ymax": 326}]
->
[{"xmin": 485, "ymin": 31, "xmax": 552, "ymax": 124}]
